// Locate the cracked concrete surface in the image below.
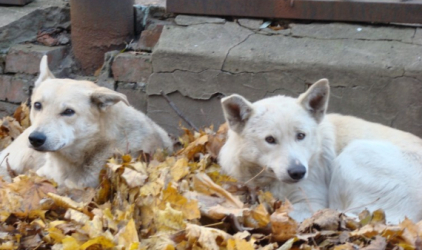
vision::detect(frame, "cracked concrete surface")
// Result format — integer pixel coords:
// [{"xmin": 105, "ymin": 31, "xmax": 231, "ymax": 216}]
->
[
  {"xmin": 148, "ymin": 16, "xmax": 422, "ymax": 136},
  {"xmin": 0, "ymin": 0, "xmax": 70, "ymax": 53}
]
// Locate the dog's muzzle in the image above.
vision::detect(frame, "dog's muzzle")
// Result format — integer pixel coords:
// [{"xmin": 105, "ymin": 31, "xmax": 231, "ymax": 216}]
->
[
  {"xmin": 287, "ymin": 160, "xmax": 306, "ymax": 181},
  {"xmin": 29, "ymin": 131, "xmax": 47, "ymax": 148}
]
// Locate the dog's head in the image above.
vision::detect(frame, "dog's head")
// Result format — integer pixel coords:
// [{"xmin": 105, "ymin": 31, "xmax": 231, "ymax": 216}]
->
[
  {"xmin": 220, "ymin": 79, "xmax": 330, "ymax": 184},
  {"xmin": 27, "ymin": 55, "xmax": 129, "ymax": 152}
]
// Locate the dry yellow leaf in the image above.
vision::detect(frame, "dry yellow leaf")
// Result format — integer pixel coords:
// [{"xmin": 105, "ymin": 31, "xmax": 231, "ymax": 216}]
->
[
  {"xmin": 193, "ymin": 173, "xmax": 243, "ymax": 209},
  {"xmin": 185, "ymin": 223, "xmax": 231, "ymax": 250},
  {"xmin": 251, "ymin": 203, "xmax": 270, "ymax": 228},
  {"xmin": 155, "ymin": 203, "xmax": 186, "ymax": 233},
  {"xmin": 116, "ymin": 219, "xmax": 139, "ymax": 247},
  {"xmin": 48, "ymin": 193, "xmax": 85, "ymax": 211},
  {"xmin": 121, "ymin": 167, "xmax": 148, "ymax": 188},
  {"xmin": 0, "ymin": 242, "xmax": 15, "ymax": 250},
  {"xmin": 48, "ymin": 227, "xmax": 66, "ymax": 243},
  {"xmin": 64, "ymin": 209, "xmax": 90, "ymax": 225},
  {"xmin": 170, "ymin": 157, "xmax": 190, "ymax": 182},
  {"xmin": 371, "ymin": 209, "xmax": 386, "ymax": 224},
  {"xmin": 8, "ymin": 174, "xmax": 57, "ymax": 211},
  {"xmin": 270, "ymin": 209, "xmax": 297, "ymax": 242},
  {"xmin": 80, "ymin": 236, "xmax": 115, "ymax": 250},
  {"xmin": 178, "ymin": 134, "xmax": 208, "ymax": 160},
  {"xmin": 333, "ymin": 243, "xmax": 356, "ymax": 250},
  {"xmin": 206, "ymin": 204, "xmax": 245, "ymax": 220},
  {"xmin": 82, "ymin": 215, "xmax": 104, "ymax": 239},
  {"xmin": 62, "ymin": 236, "xmax": 81, "ymax": 250},
  {"xmin": 160, "ymin": 184, "xmax": 200, "ymax": 220},
  {"xmin": 227, "ymin": 238, "xmax": 254, "ymax": 250}
]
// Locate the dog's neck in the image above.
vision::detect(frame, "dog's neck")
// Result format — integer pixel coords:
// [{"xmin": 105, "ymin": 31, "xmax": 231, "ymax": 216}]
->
[
  {"xmin": 45, "ymin": 138, "xmax": 110, "ymax": 187},
  {"xmin": 52, "ymin": 134, "xmax": 109, "ymax": 165}
]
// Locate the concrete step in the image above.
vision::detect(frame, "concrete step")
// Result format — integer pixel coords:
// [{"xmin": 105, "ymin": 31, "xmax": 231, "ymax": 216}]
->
[
  {"xmin": 147, "ymin": 15, "xmax": 422, "ymax": 137},
  {"xmin": 0, "ymin": 0, "xmax": 69, "ymax": 53}
]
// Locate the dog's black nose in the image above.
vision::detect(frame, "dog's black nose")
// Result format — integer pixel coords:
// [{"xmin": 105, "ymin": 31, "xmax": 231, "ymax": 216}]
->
[
  {"xmin": 287, "ymin": 162, "xmax": 306, "ymax": 180},
  {"xmin": 29, "ymin": 131, "xmax": 47, "ymax": 148}
]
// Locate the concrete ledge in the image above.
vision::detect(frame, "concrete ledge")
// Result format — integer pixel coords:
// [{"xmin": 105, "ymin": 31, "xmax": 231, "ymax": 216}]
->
[
  {"xmin": 0, "ymin": 0, "xmax": 69, "ymax": 52},
  {"xmin": 148, "ymin": 18, "xmax": 422, "ymax": 136}
]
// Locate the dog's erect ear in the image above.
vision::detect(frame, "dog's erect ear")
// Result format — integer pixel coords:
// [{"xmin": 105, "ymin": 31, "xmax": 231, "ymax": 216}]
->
[
  {"xmin": 298, "ymin": 78, "xmax": 330, "ymax": 123},
  {"xmin": 34, "ymin": 55, "xmax": 55, "ymax": 88},
  {"xmin": 221, "ymin": 94, "xmax": 254, "ymax": 133},
  {"xmin": 91, "ymin": 87, "xmax": 130, "ymax": 111}
]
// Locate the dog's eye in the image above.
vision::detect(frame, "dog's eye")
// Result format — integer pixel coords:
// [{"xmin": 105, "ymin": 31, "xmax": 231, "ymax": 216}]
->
[
  {"xmin": 296, "ymin": 133, "xmax": 306, "ymax": 140},
  {"xmin": 265, "ymin": 136, "xmax": 277, "ymax": 144},
  {"xmin": 33, "ymin": 102, "xmax": 42, "ymax": 110},
  {"xmin": 61, "ymin": 109, "xmax": 75, "ymax": 116}
]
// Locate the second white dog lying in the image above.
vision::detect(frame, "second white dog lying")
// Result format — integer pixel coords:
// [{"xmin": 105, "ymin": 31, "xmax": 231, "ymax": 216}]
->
[{"xmin": 219, "ymin": 79, "xmax": 422, "ymax": 223}]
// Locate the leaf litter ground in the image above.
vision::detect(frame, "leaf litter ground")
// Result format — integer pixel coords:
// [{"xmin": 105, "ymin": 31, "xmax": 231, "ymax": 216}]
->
[{"xmin": 0, "ymin": 104, "xmax": 422, "ymax": 250}]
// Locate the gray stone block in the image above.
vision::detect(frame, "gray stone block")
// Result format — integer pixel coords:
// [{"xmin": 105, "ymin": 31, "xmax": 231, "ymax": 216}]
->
[
  {"xmin": 0, "ymin": 0, "xmax": 70, "ymax": 52},
  {"xmin": 175, "ymin": 15, "xmax": 225, "ymax": 26},
  {"xmin": 152, "ymin": 22, "xmax": 254, "ymax": 72},
  {"xmin": 223, "ymin": 34, "xmax": 420, "ymax": 78},
  {"xmin": 149, "ymin": 20, "xmax": 422, "ymax": 137},
  {"xmin": 147, "ymin": 92, "xmax": 224, "ymax": 136},
  {"xmin": 237, "ymin": 18, "xmax": 263, "ymax": 30},
  {"xmin": 118, "ymin": 82, "xmax": 148, "ymax": 113},
  {"xmin": 413, "ymin": 28, "xmax": 422, "ymax": 45},
  {"xmin": 290, "ymin": 23, "xmax": 415, "ymax": 42}
]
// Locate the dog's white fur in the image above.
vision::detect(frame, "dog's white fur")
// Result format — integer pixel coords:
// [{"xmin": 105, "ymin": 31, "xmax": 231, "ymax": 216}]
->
[
  {"xmin": 219, "ymin": 79, "xmax": 422, "ymax": 223},
  {"xmin": 0, "ymin": 56, "xmax": 172, "ymax": 187}
]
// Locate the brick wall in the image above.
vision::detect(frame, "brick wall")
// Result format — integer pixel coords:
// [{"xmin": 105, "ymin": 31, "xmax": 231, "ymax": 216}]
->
[{"xmin": 0, "ymin": 4, "xmax": 172, "ymax": 118}]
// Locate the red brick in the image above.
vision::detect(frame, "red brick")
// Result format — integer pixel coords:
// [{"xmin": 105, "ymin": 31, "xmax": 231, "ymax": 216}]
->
[
  {"xmin": 136, "ymin": 24, "xmax": 164, "ymax": 51},
  {"xmin": 111, "ymin": 53, "xmax": 152, "ymax": 83},
  {"xmin": 0, "ymin": 75, "xmax": 32, "ymax": 103},
  {"xmin": 5, "ymin": 44, "xmax": 69, "ymax": 75}
]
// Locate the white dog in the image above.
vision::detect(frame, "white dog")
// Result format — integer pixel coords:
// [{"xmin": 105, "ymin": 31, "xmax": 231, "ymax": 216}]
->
[
  {"xmin": 219, "ymin": 79, "xmax": 422, "ymax": 223},
  {"xmin": 0, "ymin": 56, "xmax": 173, "ymax": 187}
]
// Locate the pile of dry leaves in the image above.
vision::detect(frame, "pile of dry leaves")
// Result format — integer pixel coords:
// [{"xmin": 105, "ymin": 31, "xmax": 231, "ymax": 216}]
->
[{"xmin": 0, "ymin": 104, "xmax": 422, "ymax": 250}]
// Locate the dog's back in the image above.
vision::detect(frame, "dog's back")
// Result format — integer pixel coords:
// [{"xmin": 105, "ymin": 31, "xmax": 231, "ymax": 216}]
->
[{"xmin": 327, "ymin": 114, "xmax": 422, "ymax": 155}]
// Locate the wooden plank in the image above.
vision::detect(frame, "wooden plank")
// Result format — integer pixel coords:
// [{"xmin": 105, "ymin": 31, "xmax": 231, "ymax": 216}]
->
[{"xmin": 166, "ymin": 0, "xmax": 422, "ymax": 24}]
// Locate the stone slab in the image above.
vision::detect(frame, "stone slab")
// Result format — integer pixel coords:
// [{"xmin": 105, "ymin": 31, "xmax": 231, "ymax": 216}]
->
[
  {"xmin": 112, "ymin": 52, "xmax": 152, "ymax": 83},
  {"xmin": 0, "ymin": 0, "xmax": 70, "ymax": 52},
  {"xmin": 175, "ymin": 15, "xmax": 226, "ymax": 26},
  {"xmin": 290, "ymin": 23, "xmax": 415, "ymax": 42},
  {"xmin": 148, "ymin": 20, "xmax": 422, "ymax": 137},
  {"xmin": 152, "ymin": 22, "xmax": 254, "ymax": 72},
  {"xmin": 237, "ymin": 18, "xmax": 263, "ymax": 30},
  {"xmin": 117, "ymin": 82, "xmax": 148, "ymax": 113},
  {"xmin": 5, "ymin": 44, "xmax": 69, "ymax": 75},
  {"xmin": 147, "ymin": 91, "xmax": 223, "ymax": 135},
  {"xmin": 134, "ymin": 0, "xmax": 165, "ymax": 6},
  {"xmin": 413, "ymin": 28, "xmax": 422, "ymax": 45},
  {"xmin": 222, "ymin": 34, "xmax": 420, "ymax": 78}
]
